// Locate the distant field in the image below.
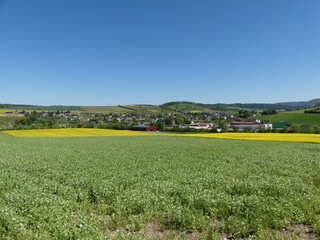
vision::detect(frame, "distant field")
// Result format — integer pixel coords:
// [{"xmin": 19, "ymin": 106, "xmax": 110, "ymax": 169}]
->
[
  {"xmin": 82, "ymin": 105, "xmax": 174, "ymax": 113},
  {"xmin": 258, "ymin": 112, "xmax": 320, "ymax": 125},
  {"xmin": 0, "ymin": 106, "xmax": 83, "ymax": 111},
  {"xmin": 0, "ymin": 109, "xmax": 17, "ymax": 113},
  {"xmin": 123, "ymin": 105, "xmax": 167, "ymax": 113},
  {"xmin": 0, "ymin": 134, "xmax": 319, "ymax": 239},
  {"xmin": 81, "ymin": 106, "xmax": 131, "ymax": 113}
]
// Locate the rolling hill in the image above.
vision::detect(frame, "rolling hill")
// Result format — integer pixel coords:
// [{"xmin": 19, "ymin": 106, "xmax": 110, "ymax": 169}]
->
[
  {"xmin": 277, "ymin": 98, "xmax": 320, "ymax": 109},
  {"xmin": 1, "ymin": 98, "xmax": 319, "ymax": 114}
]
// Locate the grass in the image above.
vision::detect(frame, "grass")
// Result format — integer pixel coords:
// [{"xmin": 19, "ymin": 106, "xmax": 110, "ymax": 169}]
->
[
  {"xmin": 0, "ymin": 116, "xmax": 22, "ymax": 128},
  {"xmin": 0, "ymin": 133, "xmax": 320, "ymax": 239},
  {"xmin": 81, "ymin": 106, "xmax": 131, "ymax": 113},
  {"xmin": 258, "ymin": 112, "xmax": 320, "ymax": 125},
  {"xmin": 123, "ymin": 105, "xmax": 168, "ymax": 113}
]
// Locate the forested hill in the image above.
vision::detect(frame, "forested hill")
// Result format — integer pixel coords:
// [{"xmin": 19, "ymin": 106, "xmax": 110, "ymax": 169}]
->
[
  {"xmin": 277, "ymin": 98, "xmax": 320, "ymax": 109},
  {"xmin": 160, "ymin": 101, "xmax": 299, "ymax": 112},
  {"xmin": 1, "ymin": 98, "xmax": 319, "ymax": 113}
]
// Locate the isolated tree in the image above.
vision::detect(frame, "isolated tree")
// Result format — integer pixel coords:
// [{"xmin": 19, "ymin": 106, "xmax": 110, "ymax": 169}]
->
[
  {"xmin": 290, "ymin": 124, "xmax": 300, "ymax": 133},
  {"xmin": 153, "ymin": 122, "xmax": 164, "ymax": 131},
  {"xmin": 310, "ymin": 125, "xmax": 320, "ymax": 134},
  {"xmin": 243, "ymin": 126, "xmax": 253, "ymax": 132},
  {"xmin": 258, "ymin": 125, "xmax": 265, "ymax": 132},
  {"xmin": 232, "ymin": 126, "xmax": 239, "ymax": 132}
]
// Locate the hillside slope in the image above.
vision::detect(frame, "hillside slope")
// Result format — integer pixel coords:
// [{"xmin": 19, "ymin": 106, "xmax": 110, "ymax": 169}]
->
[{"xmin": 278, "ymin": 98, "xmax": 320, "ymax": 109}]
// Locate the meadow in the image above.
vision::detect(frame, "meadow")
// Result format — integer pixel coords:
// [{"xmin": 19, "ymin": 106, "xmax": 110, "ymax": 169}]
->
[
  {"xmin": 257, "ymin": 112, "xmax": 320, "ymax": 126},
  {"xmin": 81, "ymin": 106, "xmax": 130, "ymax": 113},
  {"xmin": 0, "ymin": 133, "xmax": 320, "ymax": 239}
]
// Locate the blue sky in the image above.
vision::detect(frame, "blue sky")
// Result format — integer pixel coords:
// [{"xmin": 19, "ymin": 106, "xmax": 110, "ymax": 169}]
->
[{"xmin": 0, "ymin": 0, "xmax": 319, "ymax": 106}]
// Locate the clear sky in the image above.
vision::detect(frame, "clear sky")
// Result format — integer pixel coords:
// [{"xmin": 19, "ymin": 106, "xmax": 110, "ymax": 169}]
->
[{"xmin": 0, "ymin": 0, "xmax": 319, "ymax": 106}]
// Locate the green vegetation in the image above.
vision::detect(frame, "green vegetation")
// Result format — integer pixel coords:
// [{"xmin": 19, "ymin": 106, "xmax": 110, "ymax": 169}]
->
[
  {"xmin": 122, "ymin": 105, "xmax": 170, "ymax": 113},
  {"xmin": 0, "ymin": 117, "xmax": 22, "ymax": 128},
  {"xmin": 230, "ymin": 103, "xmax": 296, "ymax": 111},
  {"xmin": 160, "ymin": 101, "xmax": 229, "ymax": 113},
  {"xmin": 81, "ymin": 106, "xmax": 131, "ymax": 113},
  {"xmin": 258, "ymin": 112, "xmax": 320, "ymax": 125},
  {"xmin": 305, "ymin": 107, "xmax": 320, "ymax": 114},
  {"xmin": 0, "ymin": 134, "xmax": 319, "ymax": 239}
]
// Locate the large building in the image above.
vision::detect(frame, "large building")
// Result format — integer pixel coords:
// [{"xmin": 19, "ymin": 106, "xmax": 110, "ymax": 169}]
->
[
  {"xmin": 229, "ymin": 122, "xmax": 260, "ymax": 131},
  {"xmin": 188, "ymin": 123, "xmax": 215, "ymax": 130}
]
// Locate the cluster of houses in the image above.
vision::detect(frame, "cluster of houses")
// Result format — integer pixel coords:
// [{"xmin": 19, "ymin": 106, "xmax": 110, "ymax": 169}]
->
[
  {"xmin": 187, "ymin": 119, "xmax": 291, "ymax": 132},
  {"xmin": 2, "ymin": 109, "xmax": 294, "ymax": 132}
]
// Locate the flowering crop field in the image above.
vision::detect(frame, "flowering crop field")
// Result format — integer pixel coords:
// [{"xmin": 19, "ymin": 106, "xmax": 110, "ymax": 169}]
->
[
  {"xmin": 171, "ymin": 132, "xmax": 320, "ymax": 144},
  {"xmin": 0, "ymin": 133, "xmax": 319, "ymax": 239},
  {"xmin": 3, "ymin": 129, "xmax": 320, "ymax": 144},
  {"xmin": 3, "ymin": 128, "xmax": 151, "ymax": 137}
]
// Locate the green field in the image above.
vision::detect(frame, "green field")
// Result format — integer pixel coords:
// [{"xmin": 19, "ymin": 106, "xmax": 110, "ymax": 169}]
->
[
  {"xmin": 0, "ymin": 134, "xmax": 320, "ymax": 239},
  {"xmin": 81, "ymin": 106, "xmax": 131, "ymax": 113},
  {"xmin": 123, "ymin": 105, "xmax": 169, "ymax": 113},
  {"xmin": 258, "ymin": 112, "xmax": 320, "ymax": 126}
]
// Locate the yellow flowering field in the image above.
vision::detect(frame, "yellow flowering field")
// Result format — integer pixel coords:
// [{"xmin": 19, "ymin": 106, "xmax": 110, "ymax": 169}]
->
[
  {"xmin": 2, "ymin": 129, "xmax": 320, "ymax": 143},
  {"xmin": 2, "ymin": 128, "xmax": 152, "ymax": 137},
  {"xmin": 0, "ymin": 109, "xmax": 16, "ymax": 113},
  {"xmin": 171, "ymin": 132, "xmax": 320, "ymax": 144}
]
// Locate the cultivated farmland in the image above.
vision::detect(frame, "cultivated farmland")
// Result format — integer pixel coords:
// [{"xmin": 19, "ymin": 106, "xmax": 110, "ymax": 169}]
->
[
  {"xmin": 3, "ymin": 129, "xmax": 320, "ymax": 144},
  {"xmin": 0, "ymin": 133, "xmax": 320, "ymax": 239}
]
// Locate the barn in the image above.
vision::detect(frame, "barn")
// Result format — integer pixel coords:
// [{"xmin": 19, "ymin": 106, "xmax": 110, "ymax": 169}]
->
[{"xmin": 131, "ymin": 125, "xmax": 158, "ymax": 131}]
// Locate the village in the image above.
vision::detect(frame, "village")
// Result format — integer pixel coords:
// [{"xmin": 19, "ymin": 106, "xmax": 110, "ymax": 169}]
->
[{"xmin": 0, "ymin": 109, "xmax": 294, "ymax": 133}]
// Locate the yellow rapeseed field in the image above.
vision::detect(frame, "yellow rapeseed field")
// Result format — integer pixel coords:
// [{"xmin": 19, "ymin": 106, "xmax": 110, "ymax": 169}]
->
[
  {"xmin": 171, "ymin": 132, "xmax": 320, "ymax": 144},
  {"xmin": 2, "ymin": 129, "xmax": 320, "ymax": 143},
  {"xmin": 0, "ymin": 109, "xmax": 16, "ymax": 114},
  {"xmin": 3, "ymin": 128, "xmax": 152, "ymax": 137}
]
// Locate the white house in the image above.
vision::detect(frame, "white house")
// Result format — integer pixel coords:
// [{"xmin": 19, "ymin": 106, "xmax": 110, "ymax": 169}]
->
[{"xmin": 189, "ymin": 123, "xmax": 215, "ymax": 130}]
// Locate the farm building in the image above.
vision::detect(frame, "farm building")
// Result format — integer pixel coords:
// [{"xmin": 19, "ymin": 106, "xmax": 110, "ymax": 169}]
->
[
  {"xmin": 229, "ymin": 122, "xmax": 260, "ymax": 131},
  {"xmin": 229, "ymin": 122, "xmax": 273, "ymax": 131},
  {"xmin": 131, "ymin": 125, "xmax": 157, "ymax": 131},
  {"xmin": 272, "ymin": 121, "xmax": 293, "ymax": 129},
  {"xmin": 189, "ymin": 123, "xmax": 215, "ymax": 130}
]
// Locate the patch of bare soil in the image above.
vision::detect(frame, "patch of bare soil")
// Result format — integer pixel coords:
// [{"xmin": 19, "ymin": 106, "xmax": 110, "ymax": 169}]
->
[
  {"xmin": 278, "ymin": 225, "xmax": 320, "ymax": 240},
  {"xmin": 105, "ymin": 220, "xmax": 319, "ymax": 240},
  {"xmin": 139, "ymin": 221, "xmax": 203, "ymax": 239}
]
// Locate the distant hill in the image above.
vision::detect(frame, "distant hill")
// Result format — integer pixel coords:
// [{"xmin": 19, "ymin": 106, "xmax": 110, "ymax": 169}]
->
[
  {"xmin": 228, "ymin": 103, "xmax": 296, "ymax": 111},
  {"xmin": 1, "ymin": 98, "xmax": 319, "ymax": 113},
  {"xmin": 160, "ymin": 101, "xmax": 299, "ymax": 112},
  {"xmin": 277, "ymin": 98, "xmax": 320, "ymax": 109},
  {"xmin": 160, "ymin": 101, "xmax": 229, "ymax": 112}
]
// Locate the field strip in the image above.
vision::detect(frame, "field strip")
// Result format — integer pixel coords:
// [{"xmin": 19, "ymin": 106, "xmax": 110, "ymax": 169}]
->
[
  {"xmin": 2, "ymin": 129, "xmax": 320, "ymax": 143},
  {"xmin": 2, "ymin": 128, "xmax": 151, "ymax": 137},
  {"xmin": 169, "ymin": 132, "xmax": 320, "ymax": 144}
]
